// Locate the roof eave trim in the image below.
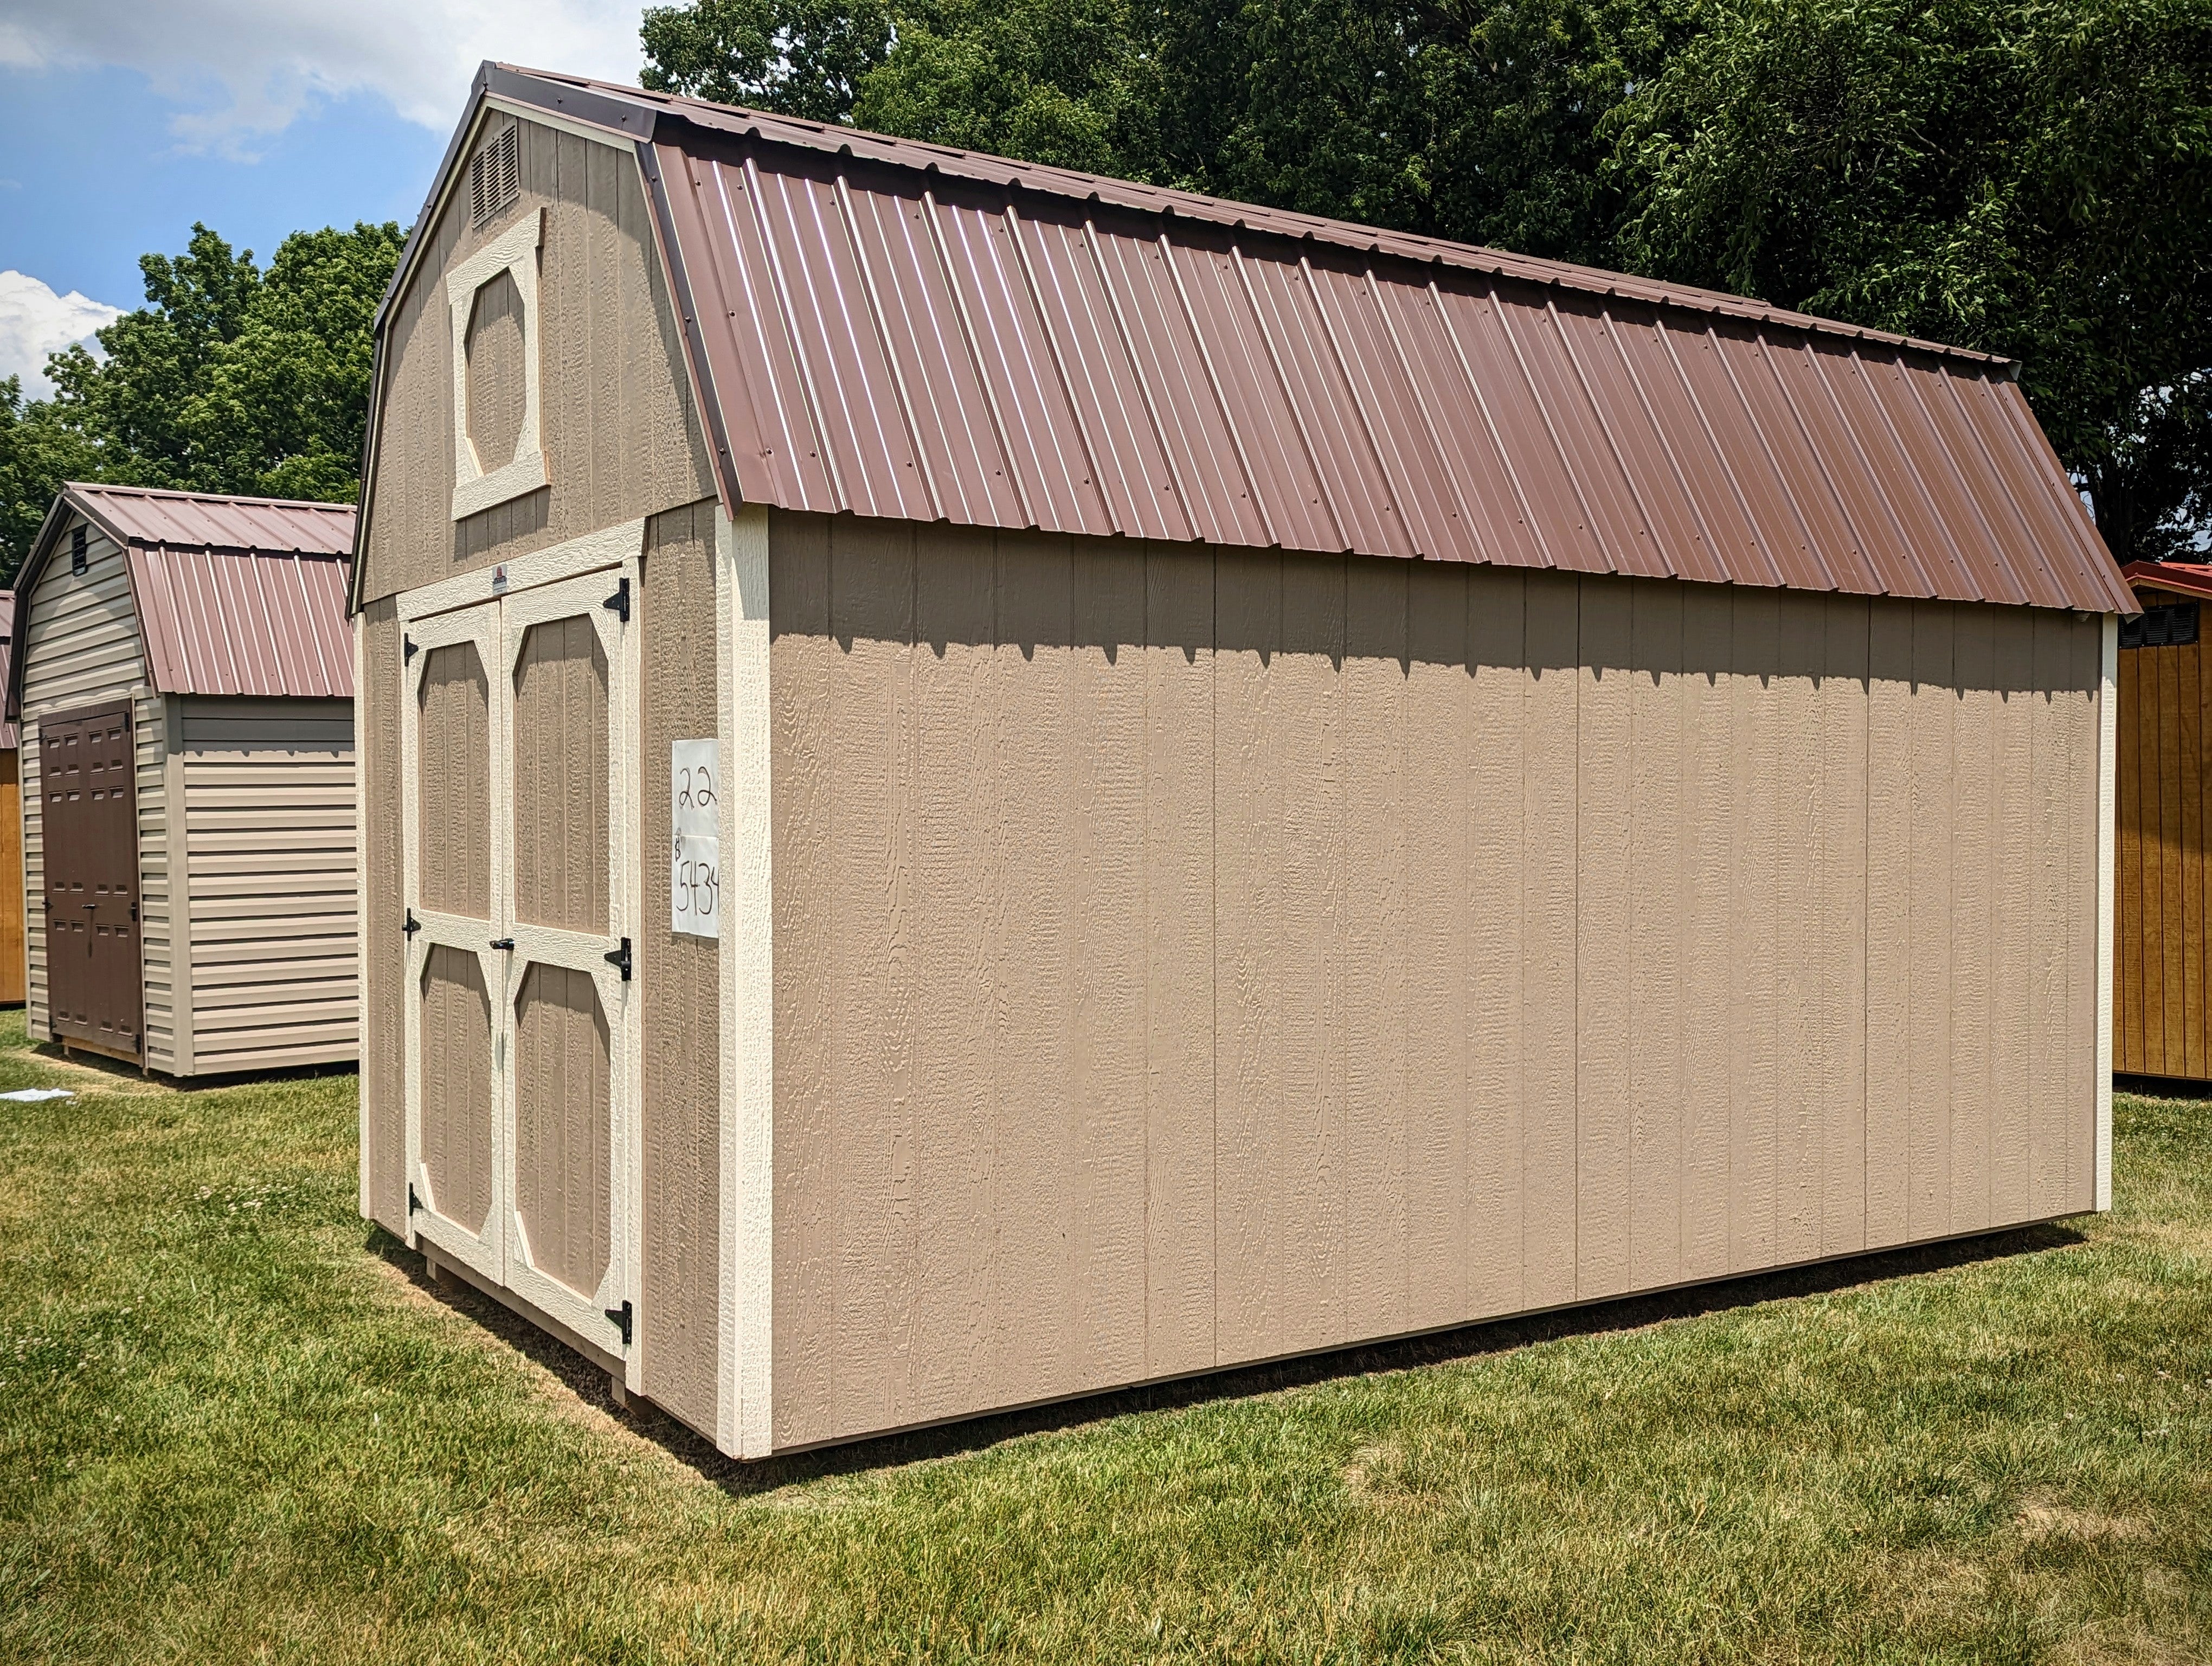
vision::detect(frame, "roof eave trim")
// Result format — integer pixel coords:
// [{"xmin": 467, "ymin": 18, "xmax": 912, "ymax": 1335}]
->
[{"xmin": 635, "ymin": 139, "xmax": 747, "ymax": 521}]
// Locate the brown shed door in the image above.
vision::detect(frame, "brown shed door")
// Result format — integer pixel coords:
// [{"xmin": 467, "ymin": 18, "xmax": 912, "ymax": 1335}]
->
[
  {"xmin": 400, "ymin": 562, "xmax": 635, "ymax": 1369},
  {"xmin": 41, "ymin": 704, "xmax": 142, "ymax": 1054}
]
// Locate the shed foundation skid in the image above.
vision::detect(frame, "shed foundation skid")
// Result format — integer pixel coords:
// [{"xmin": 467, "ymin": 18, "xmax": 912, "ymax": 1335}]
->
[{"xmin": 355, "ymin": 64, "xmax": 2127, "ymax": 1457}]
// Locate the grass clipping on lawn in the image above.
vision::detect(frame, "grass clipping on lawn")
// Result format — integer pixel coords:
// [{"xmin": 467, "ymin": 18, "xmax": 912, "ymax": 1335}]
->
[{"xmin": 1, "ymin": 1010, "xmax": 2208, "ymax": 1664}]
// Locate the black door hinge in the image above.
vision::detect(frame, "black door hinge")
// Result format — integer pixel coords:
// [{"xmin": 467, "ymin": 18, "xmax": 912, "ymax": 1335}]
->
[
  {"xmin": 404, "ymin": 909, "xmax": 421, "ymax": 936},
  {"xmin": 604, "ymin": 937, "xmax": 632, "ymax": 980},
  {"xmin": 408, "ymin": 1183, "xmax": 423, "ymax": 1215},
  {"xmin": 403, "ymin": 635, "xmax": 419, "ymax": 664},
  {"xmin": 606, "ymin": 1299, "xmax": 634, "ymax": 1347},
  {"xmin": 602, "ymin": 577, "xmax": 630, "ymax": 623},
  {"xmin": 489, "ymin": 937, "xmax": 515, "ymax": 951}
]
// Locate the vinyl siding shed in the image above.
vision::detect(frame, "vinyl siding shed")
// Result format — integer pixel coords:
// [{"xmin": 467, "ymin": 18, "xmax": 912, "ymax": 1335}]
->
[
  {"xmin": 10, "ymin": 484, "xmax": 358, "ymax": 1074},
  {"xmin": 353, "ymin": 63, "xmax": 2133, "ymax": 1458}
]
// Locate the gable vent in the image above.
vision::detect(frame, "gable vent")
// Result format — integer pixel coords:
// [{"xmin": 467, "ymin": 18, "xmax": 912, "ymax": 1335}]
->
[
  {"xmin": 69, "ymin": 525, "xmax": 87, "ymax": 576},
  {"xmin": 470, "ymin": 124, "xmax": 521, "ymax": 229},
  {"xmin": 2122, "ymin": 600, "xmax": 2200, "ymax": 650}
]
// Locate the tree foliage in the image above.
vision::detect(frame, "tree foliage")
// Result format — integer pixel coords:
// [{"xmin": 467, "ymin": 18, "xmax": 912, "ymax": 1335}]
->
[
  {"xmin": 0, "ymin": 220, "xmax": 403, "ymax": 582},
  {"xmin": 640, "ymin": 0, "xmax": 2212, "ymax": 561},
  {"xmin": 1610, "ymin": 0, "xmax": 2212, "ymax": 560}
]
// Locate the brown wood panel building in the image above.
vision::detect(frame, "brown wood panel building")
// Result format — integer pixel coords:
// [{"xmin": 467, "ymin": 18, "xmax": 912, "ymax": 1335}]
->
[
  {"xmin": 10, "ymin": 485, "xmax": 358, "ymax": 1075},
  {"xmin": 2114, "ymin": 561, "xmax": 2212, "ymax": 1081},
  {"xmin": 353, "ymin": 65, "xmax": 2129, "ymax": 1458}
]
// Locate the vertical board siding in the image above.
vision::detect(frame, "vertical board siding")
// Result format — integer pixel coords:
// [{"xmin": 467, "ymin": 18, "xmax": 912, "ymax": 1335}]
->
[
  {"xmin": 356, "ymin": 115, "xmax": 715, "ymax": 608},
  {"xmin": 511, "ymin": 616, "xmax": 610, "ymax": 933},
  {"xmin": 768, "ymin": 510, "xmax": 2107, "ymax": 1449},
  {"xmin": 18, "ymin": 522, "xmax": 158, "ymax": 1054},
  {"xmin": 2114, "ymin": 624, "xmax": 2212, "ymax": 1084},
  {"xmin": 640, "ymin": 500, "xmax": 722, "ymax": 1433},
  {"xmin": 176, "ymin": 698, "xmax": 358, "ymax": 1072}
]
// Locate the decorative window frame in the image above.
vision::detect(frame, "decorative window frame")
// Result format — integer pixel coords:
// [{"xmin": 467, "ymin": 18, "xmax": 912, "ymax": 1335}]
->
[{"xmin": 447, "ymin": 206, "xmax": 549, "ymax": 521}]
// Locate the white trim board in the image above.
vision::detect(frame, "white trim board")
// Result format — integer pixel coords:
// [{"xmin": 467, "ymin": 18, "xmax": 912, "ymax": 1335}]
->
[
  {"xmin": 718, "ymin": 501, "xmax": 774, "ymax": 1458},
  {"xmin": 399, "ymin": 519, "xmax": 645, "ymax": 626},
  {"xmin": 2096, "ymin": 611, "xmax": 2117, "ymax": 1212},
  {"xmin": 447, "ymin": 207, "xmax": 550, "ymax": 522}
]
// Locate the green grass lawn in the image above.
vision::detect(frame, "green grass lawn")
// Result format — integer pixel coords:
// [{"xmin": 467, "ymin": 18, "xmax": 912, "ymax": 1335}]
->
[{"xmin": 1, "ymin": 1012, "xmax": 2208, "ymax": 1664}]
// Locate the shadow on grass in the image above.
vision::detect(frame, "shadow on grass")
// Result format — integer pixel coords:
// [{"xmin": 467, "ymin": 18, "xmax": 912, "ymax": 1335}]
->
[
  {"xmin": 370, "ymin": 1215, "xmax": 2087, "ymax": 1495},
  {"xmin": 25, "ymin": 1037, "xmax": 358, "ymax": 1095},
  {"xmin": 2115, "ymin": 1074, "xmax": 2212, "ymax": 1102}
]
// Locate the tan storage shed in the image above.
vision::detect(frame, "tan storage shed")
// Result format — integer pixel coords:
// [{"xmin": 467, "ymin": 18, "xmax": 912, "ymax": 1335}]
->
[
  {"xmin": 354, "ymin": 64, "xmax": 2133, "ymax": 1457},
  {"xmin": 11, "ymin": 483, "xmax": 358, "ymax": 1074},
  {"xmin": 2111, "ymin": 559, "xmax": 2212, "ymax": 1082}
]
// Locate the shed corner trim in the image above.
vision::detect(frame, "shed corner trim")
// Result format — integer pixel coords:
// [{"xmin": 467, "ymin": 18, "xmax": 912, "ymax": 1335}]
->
[{"xmin": 717, "ymin": 500, "xmax": 774, "ymax": 1457}]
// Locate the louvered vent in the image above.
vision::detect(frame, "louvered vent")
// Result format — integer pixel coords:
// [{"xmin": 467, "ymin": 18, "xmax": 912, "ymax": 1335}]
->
[
  {"xmin": 470, "ymin": 125, "xmax": 521, "ymax": 229},
  {"xmin": 2121, "ymin": 601, "xmax": 2201, "ymax": 650}
]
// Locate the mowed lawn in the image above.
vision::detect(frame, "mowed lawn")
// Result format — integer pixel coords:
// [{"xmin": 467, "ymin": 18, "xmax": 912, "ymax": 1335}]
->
[{"xmin": 1, "ymin": 1013, "xmax": 2208, "ymax": 1665}]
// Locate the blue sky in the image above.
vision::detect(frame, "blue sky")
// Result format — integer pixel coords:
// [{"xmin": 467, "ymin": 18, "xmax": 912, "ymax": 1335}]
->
[{"xmin": 0, "ymin": 0, "xmax": 643, "ymax": 396}]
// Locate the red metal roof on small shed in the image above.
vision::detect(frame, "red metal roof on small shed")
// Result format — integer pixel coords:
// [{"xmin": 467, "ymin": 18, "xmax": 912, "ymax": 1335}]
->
[
  {"xmin": 59, "ymin": 484, "xmax": 355, "ymax": 699},
  {"xmin": 2123, "ymin": 560, "xmax": 2212, "ymax": 604}
]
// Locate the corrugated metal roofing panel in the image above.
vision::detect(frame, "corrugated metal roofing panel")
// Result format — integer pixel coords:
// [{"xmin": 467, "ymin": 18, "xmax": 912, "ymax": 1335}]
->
[
  {"xmin": 647, "ymin": 123, "xmax": 2134, "ymax": 611},
  {"xmin": 125, "ymin": 544, "xmax": 354, "ymax": 699},
  {"xmin": 73, "ymin": 483, "xmax": 355, "ymax": 557}
]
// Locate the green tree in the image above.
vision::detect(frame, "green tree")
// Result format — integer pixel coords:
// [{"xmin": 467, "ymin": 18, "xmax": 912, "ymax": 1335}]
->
[
  {"xmin": 1608, "ymin": 0, "xmax": 2212, "ymax": 560},
  {"xmin": 638, "ymin": 0, "xmax": 1687, "ymax": 267},
  {"xmin": 0, "ymin": 220, "xmax": 403, "ymax": 581}
]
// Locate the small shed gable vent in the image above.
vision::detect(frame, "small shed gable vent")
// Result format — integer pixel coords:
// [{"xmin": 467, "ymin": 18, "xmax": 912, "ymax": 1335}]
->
[
  {"xmin": 69, "ymin": 525, "xmax": 87, "ymax": 575},
  {"xmin": 470, "ymin": 125, "xmax": 520, "ymax": 229},
  {"xmin": 2122, "ymin": 601, "xmax": 2200, "ymax": 650}
]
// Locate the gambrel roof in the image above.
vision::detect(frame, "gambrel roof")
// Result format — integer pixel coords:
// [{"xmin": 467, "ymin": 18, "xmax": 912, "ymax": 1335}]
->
[{"xmin": 360, "ymin": 62, "xmax": 2133, "ymax": 616}]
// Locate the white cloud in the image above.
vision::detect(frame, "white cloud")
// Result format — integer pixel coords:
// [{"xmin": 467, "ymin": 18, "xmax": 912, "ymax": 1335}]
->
[
  {"xmin": 0, "ymin": 272, "xmax": 122, "ymax": 400},
  {"xmin": 0, "ymin": 1, "xmax": 643, "ymax": 156}
]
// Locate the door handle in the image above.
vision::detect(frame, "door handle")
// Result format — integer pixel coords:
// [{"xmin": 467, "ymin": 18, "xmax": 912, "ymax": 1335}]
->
[
  {"xmin": 80, "ymin": 902, "xmax": 98, "ymax": 911},
  {"xmin": 490, "ymin": 937, "xmax": 515, "ymax": 951}
]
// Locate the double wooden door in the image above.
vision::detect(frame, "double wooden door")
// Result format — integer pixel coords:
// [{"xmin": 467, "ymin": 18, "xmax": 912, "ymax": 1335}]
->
[
  {"xmin": 400, "ymin": 561, "xmax": 638, "ymax": 1363},
  {"xmin": 41, "ymin": 701, "xmax": 142, "ymax": 1056}
]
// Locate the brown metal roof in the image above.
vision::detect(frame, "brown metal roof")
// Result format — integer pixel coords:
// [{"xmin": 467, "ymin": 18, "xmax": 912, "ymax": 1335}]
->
[
  {"xmin": 374, "ymin": 65, "xmax": 2133, "ymax": 616},
  {"xmin": 9, "ymin": 484, "xmax": 355, "ymax": 719}
]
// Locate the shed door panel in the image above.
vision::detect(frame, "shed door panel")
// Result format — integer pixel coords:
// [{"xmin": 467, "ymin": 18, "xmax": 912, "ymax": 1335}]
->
[
  {"xmin": 41, "ymin": 703, "xmax": 142, "ymax": 1055},
  {"xmin": 496, "ymin": 571, "xmax": 632, "ymax": 1347},
  {"xmin": 401, "ymin": 605, "xmax": 506, "ymax": 1283},
  {"xmin": 397, "ymin": 561, "xmax": 636, "ymax": 1370}
]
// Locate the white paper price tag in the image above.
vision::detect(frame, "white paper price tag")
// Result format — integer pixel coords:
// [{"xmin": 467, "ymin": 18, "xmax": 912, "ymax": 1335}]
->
[{"xmin": 671, "ymin": 738, "xmax": 721, "ymax": 939}]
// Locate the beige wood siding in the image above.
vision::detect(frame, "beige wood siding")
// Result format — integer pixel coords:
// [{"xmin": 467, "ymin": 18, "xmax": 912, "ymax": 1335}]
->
[
  {"xmin": 18, "ymin": 519, "xmax": 165, "ymax": 1058},
  {"xmin": 175, "ymin": 696, "xmax": 357, "ymax": 1073},
  {"xmin": 513, "ymin": 963, "xmax": 613, "ymax": 1296},
  {"xmin": 767, "ymin": 512, "xmax": 2106, "ymax": 1451},
  {"xmin": 421, "ymin": 943, "xmax": 494, "ymax": 1233},
  {"xmin": 639, "ymin": 499, "xmax": 721, "ymax": 1433},
  {"xmin": 361, "ymin": 598, "xmax": 408, "ymax": 1234},
  {"xmin": 511, "ymin": 617, "xmax": 608, "ymax": 932},
  {"xmin": 355, "ymin": 113, "xmax": 715, "ymax": 608}
]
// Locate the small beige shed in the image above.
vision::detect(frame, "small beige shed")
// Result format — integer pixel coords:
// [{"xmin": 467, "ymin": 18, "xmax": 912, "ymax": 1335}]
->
[
  {"xmin": 11, "ymin": 483, "xmax": 359, "ymax": 1074},
  {"xmin": 354, "ymin": 65, "xmax": 2131, "ymax": 1459}
]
